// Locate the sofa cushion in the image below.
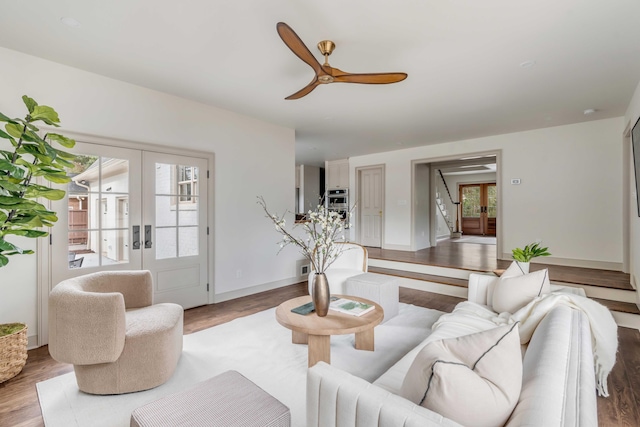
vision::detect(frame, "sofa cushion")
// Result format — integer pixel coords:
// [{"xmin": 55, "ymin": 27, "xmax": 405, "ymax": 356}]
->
[
  {"xmin": 492, "ymin": 268, "xmax": 550, "ymax": 314},
  {"xmin": 399, "ymin": 323, "xmax": 522, "ymax": 427}
]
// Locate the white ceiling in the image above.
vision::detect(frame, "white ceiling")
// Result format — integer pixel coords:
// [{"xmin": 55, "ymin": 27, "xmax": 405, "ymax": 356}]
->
[{"xmin": 1, "ymin": 0, "xmax": 639, "ymax": 166}]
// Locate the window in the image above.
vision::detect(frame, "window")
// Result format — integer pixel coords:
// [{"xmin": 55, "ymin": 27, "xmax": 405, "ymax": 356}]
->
[{"xmin": 178, "ymin": 166, "xmax": 198, "ymax": 203}]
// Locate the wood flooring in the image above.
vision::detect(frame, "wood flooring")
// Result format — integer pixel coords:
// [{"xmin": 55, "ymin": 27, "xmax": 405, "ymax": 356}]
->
[
  {"xmin": 367, "ymin": 240, "xmax": 633, "ymax": 291},
  {"xmin": 0, "ymin": 282, "xmax": 638, "ymax": 427}
]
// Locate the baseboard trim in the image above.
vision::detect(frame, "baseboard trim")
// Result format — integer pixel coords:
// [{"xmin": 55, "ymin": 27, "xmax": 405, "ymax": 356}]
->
[
  {"xmin": 501, "ymin": 254, "xmax": 623, "ymax": 271},
  {"xmin": 28, "ymin": 334, "xmax": 38, "ymax": 350},
  {"xmin": 382, "ymin": 244, "xmax": 413, "ymax": 251},
  {"xmin": 213, "ymin": 276, "xmax": 303, "ymax": 303}
]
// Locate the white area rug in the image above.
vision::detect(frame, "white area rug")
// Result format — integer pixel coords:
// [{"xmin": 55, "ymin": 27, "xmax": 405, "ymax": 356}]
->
[
  {"xmin": 37, "ymin": 303, "xmax": 442, "ymax": 427},
  {"xmin": 452, "ymin": 235, "xmax": 497, "ymax": 245}
]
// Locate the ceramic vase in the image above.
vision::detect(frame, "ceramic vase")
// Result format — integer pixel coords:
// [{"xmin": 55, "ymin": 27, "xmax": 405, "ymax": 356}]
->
[{"xmin": 312, "ymin": 273, "xmax": 330, "ymax": 317}]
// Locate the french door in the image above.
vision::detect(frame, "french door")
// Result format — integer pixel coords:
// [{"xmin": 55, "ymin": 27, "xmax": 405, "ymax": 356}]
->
[
  {"xmin": 459, "ymin": 183, "xmax": 496, "ymax": 236},
  {"xmin": 51, "ymin": 142, "xmax": 209, "ymax": 309}
]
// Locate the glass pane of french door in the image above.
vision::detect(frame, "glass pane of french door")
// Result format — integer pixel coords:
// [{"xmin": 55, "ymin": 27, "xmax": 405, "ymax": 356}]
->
[
  {"xmin": 487, "ymin": 184, "xmax": 497, "ymax": 218},
  {"xmin": 461, "ymin": 185, "xmax": 481, "ymax": 217},
  {"xmin": 51, "ymin": 143, "xmax": 142, "ymax": 285}
]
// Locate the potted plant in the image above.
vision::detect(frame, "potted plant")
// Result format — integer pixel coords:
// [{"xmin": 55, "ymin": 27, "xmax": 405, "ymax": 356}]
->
[
  {"xmin": 0, "ymin": 95, "xmax": 77, "ymax": 382},
  {"xmin": 511, "ymin": 241, "xmax": 551, "ymax": 273}
]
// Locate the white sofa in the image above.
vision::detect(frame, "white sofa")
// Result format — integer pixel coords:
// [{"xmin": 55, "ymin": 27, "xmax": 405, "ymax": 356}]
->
[
  {"xmin": 307, "ymin": 273, "xmax": 597, "ymax": 427},
  {"xmin": 307, "ymin": 243, "xmax": 368, "ymax": 295}
]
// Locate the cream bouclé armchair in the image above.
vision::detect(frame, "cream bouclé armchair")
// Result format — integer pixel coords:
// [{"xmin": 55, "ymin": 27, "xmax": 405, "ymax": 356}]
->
[
  {"xmin": 48, "ymin": 270, "xmax": 184, "ymax": 395},
  {"xmin": 307, "ymin": 242, "xmax": 368, "ymax": 295}
]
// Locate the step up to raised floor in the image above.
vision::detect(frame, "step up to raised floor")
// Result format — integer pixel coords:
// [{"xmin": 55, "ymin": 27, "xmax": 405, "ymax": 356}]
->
[{"xmin": 368, "ymin": 261, "xmax": 640, "ymax": 329}]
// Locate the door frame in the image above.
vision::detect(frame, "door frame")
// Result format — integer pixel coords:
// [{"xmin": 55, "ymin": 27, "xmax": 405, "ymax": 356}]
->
[
  {"xmin": 37, "ymin": 129, "xmax": 215, "ymax": 346},
  {"xmin": 355, "ymin": 164, "xmax": 385, "ymax": 248},
  {"xmin": 410, "ymin": 149, "xmax": 502, "ymax": 253}
]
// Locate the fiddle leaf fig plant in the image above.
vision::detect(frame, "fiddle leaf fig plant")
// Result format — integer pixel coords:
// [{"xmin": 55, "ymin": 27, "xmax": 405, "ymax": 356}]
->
[
  {"xmin": 0, "ymin": 96, "xmax": 77, "ymax": 267},
  {"xmin": 512, "ymin": 241, "xmax": 551, "ymax": 263}
]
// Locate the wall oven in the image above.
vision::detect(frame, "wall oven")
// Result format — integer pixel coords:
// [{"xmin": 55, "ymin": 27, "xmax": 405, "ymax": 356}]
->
[
  {"xmin": 326, "ymin": 189, "xmax": 349, "ymax": 228},
  {"xmin": 327, "ymin": 189, "xmax": 349, "ymax": 208}
]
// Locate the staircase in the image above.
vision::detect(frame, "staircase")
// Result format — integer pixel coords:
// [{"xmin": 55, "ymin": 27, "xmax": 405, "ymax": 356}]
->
[{"xmin": 436, "ymin": 170, "xmax": 461, "ymax": 238}]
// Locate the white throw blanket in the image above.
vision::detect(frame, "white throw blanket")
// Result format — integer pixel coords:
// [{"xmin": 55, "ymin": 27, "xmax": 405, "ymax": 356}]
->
[{"xmin": 432, "ymin": 292, "xmax": 618, "ymax": 397}]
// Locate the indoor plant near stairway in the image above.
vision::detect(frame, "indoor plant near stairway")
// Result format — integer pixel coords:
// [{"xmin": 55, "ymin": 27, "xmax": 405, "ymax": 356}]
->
[
  {"xmin": 511, "ymin": 241, "xmax": 551, "ymax": 273},
  {"xmin": 0, "ymin": 96, "xmax": 77, "ymax": 382},
  {"xmin": 258, "ymin": 196, "xmax": 353, "ymax": 316}
]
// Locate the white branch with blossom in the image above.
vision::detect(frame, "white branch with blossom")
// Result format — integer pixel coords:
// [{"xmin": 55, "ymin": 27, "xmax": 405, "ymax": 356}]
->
[{"xmin": 257, "ymin": 196, "xmax": 355, "ymax": 274}]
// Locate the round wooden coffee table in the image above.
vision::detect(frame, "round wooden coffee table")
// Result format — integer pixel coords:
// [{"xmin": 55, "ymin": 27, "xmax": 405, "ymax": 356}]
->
[{"xmin": 275, "ymin": 295, "xmax": 384, "ymax": 367}]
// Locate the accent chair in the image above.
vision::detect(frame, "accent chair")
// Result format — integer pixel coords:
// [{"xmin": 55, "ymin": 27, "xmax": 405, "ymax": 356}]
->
[{"xmin": 48, "ymin": 270, "xmax": 183, "ymax": 394}]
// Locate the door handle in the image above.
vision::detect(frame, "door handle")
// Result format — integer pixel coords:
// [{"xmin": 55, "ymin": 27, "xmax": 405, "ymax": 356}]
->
[
  {"xmin": 132, "ymin": 225, "xmax": 141, "ymax": 250},
  {"xmin": 145, "ymin": 225, "xmax": 152, "ymax": 249}
]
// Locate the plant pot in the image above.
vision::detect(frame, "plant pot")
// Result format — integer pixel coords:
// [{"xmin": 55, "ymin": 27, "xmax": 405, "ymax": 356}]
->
[
  {"xmin": 0, "ymin": 323, "xmax": 28, "ymax": 383},
  {"xmin": 312, "ymin": 273, "xmax": 330, "ymax": 317},
  {"xmin": 515, "ymin": 261, "xmax": 530, "ymax": 274}
]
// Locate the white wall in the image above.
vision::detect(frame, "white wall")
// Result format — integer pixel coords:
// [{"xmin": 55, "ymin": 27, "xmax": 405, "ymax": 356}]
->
[
  {"xmin": 414, "ymin": 164, "xmax": 431, "ymax": 249},
  {"xmin": 349, "ymin": 117, "xmax": 624, "ymax": 269},
  {"xmin": 624, "ymin": 79, "xmax": 640, "ymax": 303},
  {"xmin": 0, "ymin": 47, "xmax": 299, "ymax": 339}
]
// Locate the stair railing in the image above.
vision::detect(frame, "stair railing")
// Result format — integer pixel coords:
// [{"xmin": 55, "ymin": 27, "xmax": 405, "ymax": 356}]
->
[{"xmin": 437, "ymin": 169, "xmax": 461, "ymax": 234}]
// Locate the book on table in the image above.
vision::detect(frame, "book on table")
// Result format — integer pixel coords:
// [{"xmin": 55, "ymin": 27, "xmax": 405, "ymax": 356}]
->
[{"xmin": 329, "ymin": 297, "xmax": 375, "ymax": 317}]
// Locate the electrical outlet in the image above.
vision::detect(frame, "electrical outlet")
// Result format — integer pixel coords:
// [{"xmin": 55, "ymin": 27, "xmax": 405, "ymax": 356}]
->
[
  {"xmin": 511, "ymin": 178, "xmax": 521, "ymax": 185},
  {"xmin": 236, "ymin": 269, "xmax": 242, "ymax": 278}
]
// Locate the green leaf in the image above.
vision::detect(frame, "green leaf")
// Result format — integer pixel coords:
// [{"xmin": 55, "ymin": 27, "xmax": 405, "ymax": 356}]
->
[
  {"xmin": 9, "ymin": 215, "xmax": 43, "ymax": 228},
  {"xmin": 0, "ymin": 180, "xmax": 26, "ymax": 193},
  {"xmin": 22, "ymin": 96, "xmax": 38, "ymax": 114},
  {"xmin": 0, "ymin": 254, "xmax": 8, "ymax": 267},
  {"xmin": 53, "ymin": 148, "xmax": 77, "ymax": 160},
  {"xmin": 5, "ymin": 123, "xmax": 24, "ymax": 139},
  {"xmin": 24, "ymin": 185, "xmax": 66, "ymax": 200},
  {"xmin": 0, "ymin": 239, "xmax": 19, "ymax": 252},
  {"xmin": 0, "ymin": 196, "xmax": 38, "ymax": 210},
  {"xmin": 0, "ymin": 159, "xmax": 25, "ymax": 177},
  {"xmin": 30, "ymin": 105, "xmax": 60, "ymax": 126},
  {"xmin": 0, "ymin": 128, "xmax": 16, "ymax": 143},
  {"xmin": 33, "ymin": 209, "xmax": 58, "ymax": 222},
  {"xmin": 47, "ymin": 133, "xmax": 75, "ymax": 149},
  {"xmin": 42, "ymin": 172, "xmax": 71, "ymax": 184},
  {"xmin": 0, "ymin": 112, "xmax": 18, "ymax": 124},
  {"xmin": 3, "ymin": 229, "xmax": 49, "ymax": 238},
  {"xmin": 53, "ymin": 157, "xmax": 75, "ymax": 169}
]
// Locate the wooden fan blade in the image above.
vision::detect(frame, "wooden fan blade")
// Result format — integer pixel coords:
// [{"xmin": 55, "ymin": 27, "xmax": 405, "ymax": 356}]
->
[
  {"xmin": 277, "ymin": 22, "xmax": 325, "ymax": 76},
  {"xmin": 285, "ymin": 78, "xmax": 320, "ymax": 100},
  {"xmin": 332, "ymin": 71, "xmax": 408, "ymax": 84}
]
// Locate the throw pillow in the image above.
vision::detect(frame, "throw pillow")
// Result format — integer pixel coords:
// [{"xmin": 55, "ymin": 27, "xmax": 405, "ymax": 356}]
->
[
  {"xmin": 492, "ymin": 268, "xmax": 551, "ymax": 314},
  {"xmin": 400, "ymin": 323, "xmax": 522, "ymax": 427}
]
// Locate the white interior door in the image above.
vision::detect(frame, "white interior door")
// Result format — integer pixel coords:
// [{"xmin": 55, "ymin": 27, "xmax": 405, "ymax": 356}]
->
[
  {"xmin": 359, "ymin": 167, "xmax": 383, "ymax": 247},
  {"xmin": 51, "ymin": 143, "xmax": 209, "ymax": 309}
]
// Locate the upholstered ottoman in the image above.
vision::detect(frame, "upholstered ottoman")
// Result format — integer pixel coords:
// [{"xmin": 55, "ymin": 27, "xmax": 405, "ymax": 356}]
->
[
  {"xmin": 345, "ymin": 272, "xmax": 399, "ymax": 322},
  {"xmin": 130, "ymin": 370, "xmax": 290, "ymax": 427}
]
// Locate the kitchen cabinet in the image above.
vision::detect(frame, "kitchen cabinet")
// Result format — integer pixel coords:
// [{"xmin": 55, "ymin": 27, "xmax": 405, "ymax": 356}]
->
[{"xmin": 326, "ymin": 159, "xmax": 349, "ymax": 189}]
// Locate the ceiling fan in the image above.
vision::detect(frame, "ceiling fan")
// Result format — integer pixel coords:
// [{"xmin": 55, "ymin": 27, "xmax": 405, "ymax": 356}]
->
[{"xmin": 276, "ymin": 22, "xmax": 408, "ymax": 100}]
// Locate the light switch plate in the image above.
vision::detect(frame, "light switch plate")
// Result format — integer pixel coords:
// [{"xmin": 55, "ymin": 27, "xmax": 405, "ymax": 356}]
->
[{"xmin": 511, "ymin": 178, "xmax": 521, "ymax": 185}]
